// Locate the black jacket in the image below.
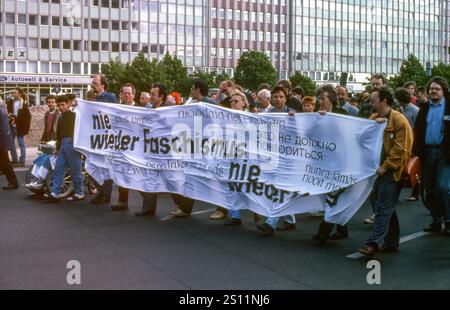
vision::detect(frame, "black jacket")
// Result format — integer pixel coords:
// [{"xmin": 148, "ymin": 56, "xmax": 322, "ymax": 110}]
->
[
  {"xmin": 414, "ymin": 97, "xmax": 450, "ymax": 163},
  {"xmin": 6, "ymin": 99, "xmax": 31, "ymax": 136}
]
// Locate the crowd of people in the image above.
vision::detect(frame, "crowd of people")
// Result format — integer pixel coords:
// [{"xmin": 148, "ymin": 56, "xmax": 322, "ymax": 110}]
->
[{"xmin": 0, "ymin": 72, "xmax": 448, "ymax": 256}]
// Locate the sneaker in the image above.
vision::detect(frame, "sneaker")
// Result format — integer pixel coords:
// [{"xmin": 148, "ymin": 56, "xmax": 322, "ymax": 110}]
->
[
  {"xmin": 67, "ymin": 194, "xmax": 85, "ymax": 201},
  {"xmin": 26, "ymin": 181, "xmax": 44, "ymax": 191},
  {"xmin": 209, "ymin": 210, "xmax": 227, "ymax": 220},
  {"xmin": 364, "ymin": 214, "xmax": 375, "ymax": 224},
  {"xmin": 256, "ymin": 222, "xmax": 275, "ymax": 235},
  {"xmin": 170, "ymin": 208, "xmax": 191, "ymax": 218},
  {"xmin": 46, "ymin": 192, "xmax": 60, "ymax": 202}
]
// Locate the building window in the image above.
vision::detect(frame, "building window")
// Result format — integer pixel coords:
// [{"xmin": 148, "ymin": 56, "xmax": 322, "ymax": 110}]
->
[
  {"xmin": 91, "ymin": 19, "xmax": 99, "ymax": 29},
  {"xmin": 91, "ymin": 41, "xmax": 99, "ymax": 51},
  {"xmin": 6, "ymin": 37, "xmax": 15, "ymax": 48},
  {"xmin": 6, "ymin": 13, "xmax": 15, "ymax": 24},
  {"xmin": 18, "ymin": 38, "xmax": 27, "ymax": 48},
  {"xmin": 63, "ymin": 40, "xmax": 71, "ymax": 49},
  {"xmin": 40, "ymin": 61, "xmax": 50, "ymax": 73},
  {"xmin": 111, "ymin": 42, "xmax": 119, "ymax": 52},
  {"xmin": 41, "ymin": 16, "xmax": 48, "ymax": 25},
  {"xmin": 6, "ymin": 61, "xmax": 15, "ymax": 72},
  {"xmin": 73, "ymin": 40, "xmax": 81, "ymax": 50},
  {"xmin": 51, "ymin": 63, "xmax": 60, "ymax": 73},
  {"xmin": 41, "ymin": 39, "xmax": 49, "ymax": 49},
  {"xmin": 29, "ymin": 61, "xmax": 38, "ymax": 73},
  {"xmin": 63, "ymin": 17, "xmax": 70, "ymax": 27},
  {"xmin": 17, "ymin": 62, "xmax": 27, "ymax": 72},
  {"xmin": 211, "ymin": 8, "xmax": 216, "ymax": 18},
  {"xmin": 121, "ymin": 43, "xmax": 128, "ymax": 52},
  {"xmin": 73, "ymin": 63, "xmax": 81, "ymax": 74},
  {"xmin": 121, "ymin": 21, "xmax": 129, "ymax": 30},
  {"xmin": 62, "ymin": 63, "xmax": 71, "ymax": 73},
  {"xmin": 102, "ymin": 20, "xmax": 109, "ymax": 29},
  {"xmin": 131, "ymin": 43, "xmax": 139, "ymax": 52},
  {"xmin": 102, "ymin": 42, "xmax": 109, "ymax": 51},
  {"xmin": 112, "ymin": 21, "xmax": 120, "ymax": 30},
  {"xmin": 52, "ymin": 16, "xmax": 60, "ymax": 26},
  {"xmin": 91, "ymin": 63, "xmax": 100, "ymax": 74},
  {"xmin": 29, "ymin": 38, "xmax": 38, "ymax": 48},
  {"xmin": 29, "ymin": 15, "xmax": 37, "ymax": 25},
  {"xmin": 52, "ymin": 39, "xmax": 60, "ymax": 49}
]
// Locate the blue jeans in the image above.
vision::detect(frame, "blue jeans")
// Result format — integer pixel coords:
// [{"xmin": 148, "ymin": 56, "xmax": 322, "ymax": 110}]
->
[
  {"xmin": 423, "ymin": 148, "xmax": 450, "ymax": 223},
  {"xmin": 9, "ymin": 126, "xmax": 18, "ymax": 163},
  {"xmin": 51, "ymin": 138, "xmax": 83, "ymax": 196},
  {"xmin": 230, "ymin": 210, "xmax": 241, "ymax": 219},
  {"xmin": 266, "ymin": 215, "xmax": 296, "ymax": 229},
  {"xmin": 366, "ymin": 171, "xmax": 401, "ymax": 248},
  {"xmin": 17, "ymin": 135, "xmax": 26, "ymax": 164},
  {"xmin": 9, "ymin": 126, "xmax": 26, "ymax": 164}
]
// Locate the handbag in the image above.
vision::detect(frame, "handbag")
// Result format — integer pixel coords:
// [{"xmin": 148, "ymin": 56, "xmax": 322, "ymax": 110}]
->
[{"xmin": 401, "ymin": 156, "xmax": 421, "ymax": 188}]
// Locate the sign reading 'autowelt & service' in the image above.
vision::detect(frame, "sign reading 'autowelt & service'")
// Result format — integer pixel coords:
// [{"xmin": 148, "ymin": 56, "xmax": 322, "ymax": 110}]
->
[{"xmin": 0, "ymin": 74, "xmax": 91, "ymax": 85}]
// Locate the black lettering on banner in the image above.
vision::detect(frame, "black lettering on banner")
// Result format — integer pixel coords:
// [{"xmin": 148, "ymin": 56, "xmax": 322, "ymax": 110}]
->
[
  {"xmin": 90, "ymin": 130, "xmax": 139, "ymax": 151},
  {"xmin": 227, "ymin": 161, "xmax": 292, "ymax": 203},
  {"xmin": 92, "ymin": 111, "xmax": 111, "ymax": 130}
]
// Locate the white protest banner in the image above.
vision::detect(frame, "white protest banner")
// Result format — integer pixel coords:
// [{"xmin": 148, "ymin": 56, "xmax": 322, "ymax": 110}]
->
[{"xmin": 74, "ymin": 100, "xmax": 386, "ymax": 225}]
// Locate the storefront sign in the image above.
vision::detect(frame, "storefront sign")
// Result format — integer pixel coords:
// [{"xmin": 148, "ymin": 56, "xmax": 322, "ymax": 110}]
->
[{"xmin": 0, "ymin": 74, "xmax": 91, "ymax": 85}]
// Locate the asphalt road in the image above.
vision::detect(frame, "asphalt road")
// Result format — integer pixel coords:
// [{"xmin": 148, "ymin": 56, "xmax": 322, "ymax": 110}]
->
[{"xmin": 1, "ymin": 170, "xmax": 449, "ymax": 290}]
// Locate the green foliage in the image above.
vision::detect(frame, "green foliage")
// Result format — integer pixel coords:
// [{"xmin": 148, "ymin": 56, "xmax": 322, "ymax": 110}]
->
[
  {"xmin": 234, "ymin": 50, "xmax": 276, "ymax": 91},
  {"xmin": 157, "ymin": 53, "xmax": 190, "ymax": 97},
  {"xmin": 100, "ymin": 57, "xmax": 127, "ymax": 97},
  {"xmin": 102, "ymin": 52, "xmax": 192, "ymax": 100},
  {"xmin": 389, "ymin": 54, "xmax": 427, "ymax": 89},
  {"xmin": 431, "ymin": 62, "xmax": 450, "ymax": 85},
  {"xmin": 189, "ymin": 71, "xmax": 231, "ymax": 89},
  {"xmin": 289, "ymin": 71, "xmax": 317, "ymax": 96},
  {"xmin": 126, "ymin": 52, "xmax": 159, "ymax": 97}
]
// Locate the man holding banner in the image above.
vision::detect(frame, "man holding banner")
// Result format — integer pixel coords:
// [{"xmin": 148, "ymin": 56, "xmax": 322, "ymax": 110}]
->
[
  {"xmin": 358, "ymin": 87, "xmax": 413, "ymax": 256},
  {"xmin": 89, "ymin": 74, "xmax": 118, "ymax": 206}
]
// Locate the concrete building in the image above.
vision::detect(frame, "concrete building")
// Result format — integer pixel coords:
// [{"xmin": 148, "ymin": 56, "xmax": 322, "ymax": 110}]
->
[{"xmin": 0, "ymin": 0, "xmax": 447, "ymax": 103}]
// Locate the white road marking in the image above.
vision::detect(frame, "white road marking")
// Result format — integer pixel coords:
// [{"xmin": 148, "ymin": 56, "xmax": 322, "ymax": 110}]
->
[
  {"xmin": 160, "ymin": 208, "xmax": 216, "ymax": 221},
  {"xmin": 346, "ymin": 231, "xmax": 430, "ymax": 259}
]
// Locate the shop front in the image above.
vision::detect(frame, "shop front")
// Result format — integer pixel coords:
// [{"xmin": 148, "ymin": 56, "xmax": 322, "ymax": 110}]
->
[{"xmin": 0, "ymin": 73, "xmax": 91, "ymax": 106}]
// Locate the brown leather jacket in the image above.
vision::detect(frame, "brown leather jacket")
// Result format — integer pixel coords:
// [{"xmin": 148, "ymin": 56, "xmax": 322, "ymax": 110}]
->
[{"xmin": 370, "ymin": 109, "xmax": 413, "ymax": 182}]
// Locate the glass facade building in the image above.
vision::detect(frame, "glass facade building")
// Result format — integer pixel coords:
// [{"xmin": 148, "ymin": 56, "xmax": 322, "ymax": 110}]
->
[{"xmin": 0, "ymin": 0, "xmax": 447, "ymax": 101}]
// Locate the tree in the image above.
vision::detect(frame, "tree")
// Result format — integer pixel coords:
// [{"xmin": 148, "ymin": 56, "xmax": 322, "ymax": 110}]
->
[
  {"xmin": 190, "ymin": 71, "xmax": 217, "ymax": 88},
  {"xmin": 431, "ymin": 62, "xmax": 450, "ymax": 85},
  {"xmin": 189, "ymin": 70, "xmax": 231, "ymax": 89},
  {"xmin": 289, "ymin": 71, "xmax": 317, "ymax": 96},
  {"xmin": 126, "ymin": 51, "xmax": 159, "ymax": 98},
  {"xmin": 157, "ymin": 53, "xmax": 190, "ymax": 97},
  {"xmin": 100, "ymin": 57, "xmax": 127, "ymax": 97},
  {"xmin": 389, "ymin": 54, "xmax": 427, "ymax": 89},
  {"xmin": 234, "ymin": 50, "xmax": 276, "ymax": 91}
]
